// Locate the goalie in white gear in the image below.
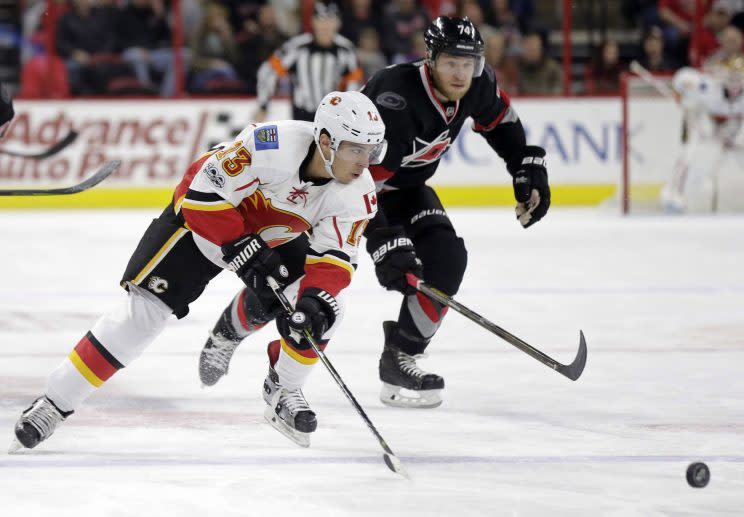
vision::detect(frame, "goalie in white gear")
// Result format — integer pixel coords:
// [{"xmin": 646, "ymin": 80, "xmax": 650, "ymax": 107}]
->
[
  {"xmin": 662, "ymin": 58, "xmax": 744, "ymax": 212},
  {"xmin": 11, "ymin": 90, "xmax": 386, "ymax": 451}
]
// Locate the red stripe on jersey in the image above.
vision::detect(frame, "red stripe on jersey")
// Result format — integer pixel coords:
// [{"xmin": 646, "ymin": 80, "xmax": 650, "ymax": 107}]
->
[
  {"xmin": 181, "ymin": 205, "xmax": 245, "ymax": 245},
  {"xmin": 332, "ymin": 216, "xmax": 343, "ymax": 248},
  {"xmin": 473, "ymin": 89, "xmax": 512, "ymax": 132},
  {"xmin": 173, "ymin": 153, "xmax": 213, "ymax": 206},
  {"xmin": 299, "ymin": 261, "xmax": 352, "ymax": 298},
  {"xmin": 235, "ymin": 178, "xmax": 259, "ymax": 192},
  {"xmin": 74, "ymin": 335, "xmax": 119, "ymax": 382}
]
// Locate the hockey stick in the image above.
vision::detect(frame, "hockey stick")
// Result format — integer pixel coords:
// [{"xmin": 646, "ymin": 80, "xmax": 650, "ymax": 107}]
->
[
  {"xmin": 406, "ymin": 274, "xmax": 587, "ymax": 381},
  {"xmin": 0, "ymin": 130, "xmax": 78, "ymax": 159},
  {"xmin": 266, "ymin": 276, "xmax": 410, "ymax": 479},
  {"xmin": 0, "ymin": 160, "xmax": 120, "ymax": 196},
  {"xmin": 629, "ymin": 61, "xmax": 676, "ymax": 99}
]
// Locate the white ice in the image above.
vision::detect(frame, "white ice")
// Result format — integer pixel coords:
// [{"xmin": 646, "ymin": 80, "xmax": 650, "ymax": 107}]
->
[{"xmin": 1, "ymin": 208, "xmax": 743, "ymax": 516}]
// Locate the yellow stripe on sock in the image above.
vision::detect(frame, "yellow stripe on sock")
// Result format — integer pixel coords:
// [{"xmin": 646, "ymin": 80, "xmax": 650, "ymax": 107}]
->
[
  {"xmin": 280, "ymin": 338, "xmax": 318, "ymax": 366},
  {"xmin": 68, "ymin": 350, "xmax": 104, "ymax": 387}
]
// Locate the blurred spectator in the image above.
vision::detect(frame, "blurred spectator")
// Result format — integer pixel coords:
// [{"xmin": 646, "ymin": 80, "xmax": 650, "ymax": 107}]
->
[
  {"xmin": 255, "ymin": 2, "xmax": 362, "ymax": 121},
  {"xmin": 694, "ymin": 0, "xmax": 735, "ymax": 62},
  {"xmin": 119, "ymin": 0, "xmax": 189, "ymax": 96},
  {"xmin": 20, "ymin": 55, "xmax": 71, "ymax": 98},
  {"xmin": 357, "ymin": 27, "xmax": 388, "ymax": 79},
  {"xmin": 236, "ymin": 4, "xmax": 287, "ymax": 94},
  {"xmin": 704, "ymin": 25, "xmax": 744, "ymax": 67},
  {"xmin": 56, "ymin": 0, "xmax": 130, "ymax": 94},
  {"xmin": 482, "ymin": 0, "xmax": 534, "ymax": 33},
  {"xmin": 586, "ymin": 39, "xmax": 624, "ymax": 94},
  {"xmin": 189, "ymin": 3, "xmax": 242, "ymax": 93},
  {"xmin": 392, "ymin": 29, "xmax": 427, "ymax": 63},
  {"xmin": 381, "ymin": 0, "xmax": 430, "ymax": 59},
  {"xmin": 639, "ymin": 26, "xmax": 678, "ymax": 71},
  {"xmin": 515, "ymin": 31, "xmax": 562, "ymax": 94},
  {"xmin": 225, "ymin": 0, "xmax": 265, "ymax": 33},
  {"xmin": 484, "ymin": 30, "xmax": 517, "ymax": 90},
  {"xmin": 459, "ymin": 0, "xmax": 496, "ymax": 34},
  {"xmin": 340, "ymin": 0, "xmax": 383, "ymax": 45},
  {"xmin": 270, "ymin": 0, "xmax": 302, "ymax": 36},
  {"xmin": 657, "ymin": 0, "xmax": 713, "ymax": 64}
]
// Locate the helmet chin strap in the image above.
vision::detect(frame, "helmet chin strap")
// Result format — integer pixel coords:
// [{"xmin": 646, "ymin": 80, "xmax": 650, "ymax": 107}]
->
[{"xmin": 320, "ymin": 144, "xmax": 337, "ymax": 180}]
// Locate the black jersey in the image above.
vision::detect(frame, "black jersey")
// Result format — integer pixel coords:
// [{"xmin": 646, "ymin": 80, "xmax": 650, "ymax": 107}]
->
[{"xmin": 361, "ymin": 61, "xmax": 525, "ymax": 190}]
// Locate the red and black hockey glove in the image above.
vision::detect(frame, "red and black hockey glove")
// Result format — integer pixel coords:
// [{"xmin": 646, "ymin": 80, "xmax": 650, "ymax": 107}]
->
[
  {"xmin": 365, "ymin": 226, "xmax": 423, "ymax": 295},
  {"xmin": 277, "ymin": 288, "xmax": 340, "ymax": 349},
  {"xmin": 222, "ymin": 233, "xmax": 289, "ymax": 308},
  {"xmin": 509, "ymin": 145, "xmax": 550, "ymax": 228}
]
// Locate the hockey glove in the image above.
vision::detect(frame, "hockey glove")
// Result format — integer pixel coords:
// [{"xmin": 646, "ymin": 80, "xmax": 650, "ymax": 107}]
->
[
  {"xmin": 222, "ymin": 233, "xmax": 289, "ymax": 307},
  {"xmin": 510, "ymin": 145, "xmax": 550, "ymax": 228},
  {"xmin": 365, "ymin": 226, "xmax": 423, "ymax": 295},
  {"xmin": 277, "ymin": 288, "xmax": 340, "ymax": 349}
]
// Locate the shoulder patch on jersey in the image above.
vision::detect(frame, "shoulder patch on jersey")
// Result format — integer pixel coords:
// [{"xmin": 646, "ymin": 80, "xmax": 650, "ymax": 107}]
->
[
  {"xmin": 376, "ymin": 91, "xmax": 407, "ymax": 110},
  {"xmin": 203, "ymin": 162, "xmax": 226, "ymax": 189},
  {"xmin": 362, "ymin": 190, "xmax": 377, "ymax": 214},
  {"xmin": 255, "ymin": 125, "xmax": 279, "ymax": 150}
]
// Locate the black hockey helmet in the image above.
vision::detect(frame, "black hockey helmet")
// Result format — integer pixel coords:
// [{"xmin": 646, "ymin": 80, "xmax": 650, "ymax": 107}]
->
[{"xmin": 424, "ymin": 16, "xmax": 485, "ymax": 77}]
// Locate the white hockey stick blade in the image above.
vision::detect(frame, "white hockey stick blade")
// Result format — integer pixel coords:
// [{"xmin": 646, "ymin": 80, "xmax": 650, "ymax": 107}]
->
[
  {"xmin": 383, "ymin": 452, "xmax": 411, "ymax": 479},
  {"xmin": 0, "ymin": 160, "xmax": 121, "ymax": 196}
]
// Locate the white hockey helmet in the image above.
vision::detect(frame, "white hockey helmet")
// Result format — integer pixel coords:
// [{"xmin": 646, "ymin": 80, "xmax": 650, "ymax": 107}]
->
[{"xmin": 313, "ymin": 91, "xmax": 387, "ymax": 178}]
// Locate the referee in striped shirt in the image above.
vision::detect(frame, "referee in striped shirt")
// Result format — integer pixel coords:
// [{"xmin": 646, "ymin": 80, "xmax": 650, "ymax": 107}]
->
[{"xmin": 254, "ymin": 2, "xmax": 363, "ymax": 122}]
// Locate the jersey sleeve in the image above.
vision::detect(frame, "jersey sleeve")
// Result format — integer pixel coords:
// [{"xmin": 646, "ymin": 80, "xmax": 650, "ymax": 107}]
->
[
  {"xmin": 177, "ymin": 137, "xmax": 260, "ymax": 246},
  {"xmin": 298, "ymin": 184, "xmax": 377, "ymax": 299},
  {"xmin": 672, "ymin": 67, "xmax": 705, "ymax": 110},
  {"xmin": 470, "ymin": 65, "xmax": 527, "ymax": 171}
]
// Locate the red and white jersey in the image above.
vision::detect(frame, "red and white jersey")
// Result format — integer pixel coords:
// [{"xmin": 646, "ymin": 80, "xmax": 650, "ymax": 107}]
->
[
  {"xmin": 172, "ymin": 120, "xmax": 378, "ymax": 298},
  {"xmin": 673, "ymin": 67, "xmax": 744, "ymax": 143}
]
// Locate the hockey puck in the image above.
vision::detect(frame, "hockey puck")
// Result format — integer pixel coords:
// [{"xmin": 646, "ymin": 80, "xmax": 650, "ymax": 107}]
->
[{"xmin": 686, "ymin": 462, "xmax": 710, "ymax": 488}]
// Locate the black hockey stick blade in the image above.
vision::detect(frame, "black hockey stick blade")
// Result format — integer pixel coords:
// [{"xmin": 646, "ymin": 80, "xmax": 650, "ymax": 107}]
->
[
  {"xmin": 555, "ymin": 330, "xmax": 587, "ymax": 381},
  {"xmin": 407, "ymin": 274, "xmax": 588, "ymax": 381},
  {"xmin": 0, "ymin": 130, "xmax": 78, "ymax": 159},
  {"xmin": 0, "ymin": 160, "xmax": 120, "ymax": 196}
]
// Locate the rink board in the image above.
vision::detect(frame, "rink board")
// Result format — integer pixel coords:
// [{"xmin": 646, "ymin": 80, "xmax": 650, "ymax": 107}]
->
[{"xmin": 0, "ymin": 97, "xmax": 677, "ymax": 208}]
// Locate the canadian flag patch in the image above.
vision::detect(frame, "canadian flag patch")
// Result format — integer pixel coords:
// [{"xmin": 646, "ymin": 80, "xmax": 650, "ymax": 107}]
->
[{"xmin": 363, "ymin": 191, "xmax": 377, "ymax": 214}]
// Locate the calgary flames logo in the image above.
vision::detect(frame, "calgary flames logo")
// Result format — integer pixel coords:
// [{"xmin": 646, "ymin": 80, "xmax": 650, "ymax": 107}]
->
[
  {"xmin": 239, "ymin": 190, "xmax": 311, "ymax": 246},
  {"xmin": 330, "ymin": 96, "xmax": 342, "ymax": 105}
]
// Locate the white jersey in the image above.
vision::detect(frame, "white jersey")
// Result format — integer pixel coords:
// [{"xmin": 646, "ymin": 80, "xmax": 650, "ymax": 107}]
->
[
  {"xmin": 173, "ymin": 120, "xmax": 377, "ymax": 296},
  {"xmin": 672, "ymin": 67, "xmax": 744, "ymax": 144}
]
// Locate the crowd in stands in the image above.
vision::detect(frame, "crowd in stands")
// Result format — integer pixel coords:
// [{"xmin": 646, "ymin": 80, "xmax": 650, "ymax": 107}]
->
[{"xmin": 17, "ymin": 0, "xmax": 744, "ymax": 98}]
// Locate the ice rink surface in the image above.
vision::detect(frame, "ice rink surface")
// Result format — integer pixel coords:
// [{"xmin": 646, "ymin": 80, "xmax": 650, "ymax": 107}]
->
[{"xmin": 1, "ymin": 207, "xmax": 743, "ymax": 516}]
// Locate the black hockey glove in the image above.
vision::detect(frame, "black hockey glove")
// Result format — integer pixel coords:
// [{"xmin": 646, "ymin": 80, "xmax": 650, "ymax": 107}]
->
[
  {"xmin": 365, "ymin": 226, "xmax": 423, "ymax": 295},
  {"xmin": 277, "ymin": 288, "xmax": 340, "ymax": 349},
  {"xmin": 222, "ymin": 233, "xmax": 289, "ymax": 306},
  {"xmin": 509, "ymin": 145, "xmax": 550, "ymax": 228}
]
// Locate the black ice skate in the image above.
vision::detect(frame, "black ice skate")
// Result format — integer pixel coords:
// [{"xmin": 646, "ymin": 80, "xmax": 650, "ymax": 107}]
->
[
  {"xmin": 199, "ymin": 330, "xmax": 242, "ymax": 387},
  {"xmin": 9, "ymin": 396, "xmax": 73, "ymax": 452},
  {"xmin": 379, "ymin": 321, "xmax": 444, "ymax": 409},
  {"xmin": 263, "ymin": 366, "xmax": 317, "ymax": 448}
]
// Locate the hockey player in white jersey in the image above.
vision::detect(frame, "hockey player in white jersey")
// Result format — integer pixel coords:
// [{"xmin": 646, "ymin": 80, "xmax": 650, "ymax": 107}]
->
[
  {"xmin": 11, "ymin": 90, "xmax": 386, "ymax": 451},
  {"xmin": 662, "ymin": 58, "xmax": 744, "ymax": 212}
]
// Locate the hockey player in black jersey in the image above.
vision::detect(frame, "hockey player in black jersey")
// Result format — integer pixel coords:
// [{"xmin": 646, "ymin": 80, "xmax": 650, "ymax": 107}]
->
[{"xmin": 361, "ymin": 16, "xmax": 550, "ymax": 408}]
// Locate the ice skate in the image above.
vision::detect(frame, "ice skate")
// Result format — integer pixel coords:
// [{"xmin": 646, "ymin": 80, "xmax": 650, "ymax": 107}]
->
[
  {"xmin": 379, "ymin": 321, "xmax": 444, "ymax": 409},
  {"xmin": 262, "ymin": 367, "xmax": 317, "ymax": 448},
  {"xmin": 199, "ymin": 330, "xmax": 241, "ymax": 387},
  {"xmin": 10, "ymin": 396, "xmax": 73, "ymax": 452}
]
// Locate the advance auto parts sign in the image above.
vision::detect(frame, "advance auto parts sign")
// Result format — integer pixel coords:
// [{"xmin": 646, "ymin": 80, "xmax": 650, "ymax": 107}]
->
[{"xmin": 0, "ymin": 99, "xmax": 290, "ymax": 188}]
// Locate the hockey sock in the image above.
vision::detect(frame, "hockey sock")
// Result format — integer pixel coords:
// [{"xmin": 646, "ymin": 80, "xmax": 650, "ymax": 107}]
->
[
  {"xmin": 46, "ymin": 287, "xmax": 170, "ymax": 412},
  {"xmin": 269, "ymin": 338, "xmax": 327, "ymax": 391}
]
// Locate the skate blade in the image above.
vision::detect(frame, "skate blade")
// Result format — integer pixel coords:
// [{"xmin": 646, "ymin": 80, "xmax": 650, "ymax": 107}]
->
[
  {"xmin": 8, "ymin": 438, "xmax": 23, "ymax": 454},
  {"xmin": 380, "ymin": 383, "xmax": 442, "ymax": 409},
  {"xmin": 263, "ymin": 406, "xmax": 311, "ymax": 448}
]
